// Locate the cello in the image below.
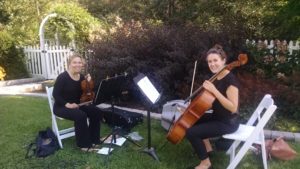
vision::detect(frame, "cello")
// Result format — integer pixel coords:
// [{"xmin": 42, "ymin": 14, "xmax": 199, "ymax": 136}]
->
[{"xmin": 166, "ymin": 54, "xmax": 248, "ymax": 144}]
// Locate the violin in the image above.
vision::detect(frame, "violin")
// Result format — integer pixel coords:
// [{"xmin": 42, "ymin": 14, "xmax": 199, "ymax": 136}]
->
[
  {"xmin": 79, "ymin": 56, "xmax": 95, "ymax": 105},
  {"xmin": 80, "ymin": 73, "xmax": 95, "ymax": 105},
  {"xmin": 166, "ymin": 54, "xmax": 248, "ymax": 144}
]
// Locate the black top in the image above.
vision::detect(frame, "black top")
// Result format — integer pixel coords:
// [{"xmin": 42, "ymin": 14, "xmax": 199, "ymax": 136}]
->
[
  {"xmin": 211, "ymin": 72, "xmax": 240, "ymax": 121},
  {"xmin": 53, "ymin": 71, "xmax": 84, "ymax": 108}
]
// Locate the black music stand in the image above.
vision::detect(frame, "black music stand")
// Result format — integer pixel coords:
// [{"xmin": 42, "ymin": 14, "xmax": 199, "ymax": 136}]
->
[
  {"xmin": 133, "ymin": 73, "xmax": 161, "ymax": 161},
  {"xmin": 93, "ymin": 75, "xmax": 141, "ymax": 162}
]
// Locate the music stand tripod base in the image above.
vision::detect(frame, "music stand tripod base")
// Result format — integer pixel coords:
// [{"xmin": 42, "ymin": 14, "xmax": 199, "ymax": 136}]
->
[
  {"xmin": 141, "ymin": 109, "xmax": 159, "ymax": 161},
  {"xmin": 143, "ymin": 147, "xmax": 159, "ymax": 161}
]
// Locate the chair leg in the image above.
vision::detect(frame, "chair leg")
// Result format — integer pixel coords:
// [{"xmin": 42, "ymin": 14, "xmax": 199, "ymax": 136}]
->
[
  {"xmin": 230, "ymin": 141, "xmax": 237, "ymax": 162},
  {"xmin": 227, "ymin": 145, "xmax": 249, "ymax": 169},
  {"xmin": 227, "ymin": 140, "xmax": 241, "ymax": 155},
  {"xmin": 57, "ymin": 136, "xmax": 63, "ymax": 149},
  {"xmin": 261, "ymin": 141, "xmax": 268, "ymax": 169},
  {"xmin": 52, "ymin": 118, "xmax": 63, "ymax": 148},
  {"xmin": 227, "ymin": 137, "xmax": 257, "ymax": 169}
]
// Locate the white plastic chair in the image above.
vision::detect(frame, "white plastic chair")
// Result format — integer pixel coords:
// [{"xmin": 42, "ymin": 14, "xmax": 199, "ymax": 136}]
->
[
  {"xmin": 46, "ymin": 86, "xmax": 75, "ymax": 148},
  {"xmin": 223, "ymin": 94, "xmax": 277, "ymax": 169}
]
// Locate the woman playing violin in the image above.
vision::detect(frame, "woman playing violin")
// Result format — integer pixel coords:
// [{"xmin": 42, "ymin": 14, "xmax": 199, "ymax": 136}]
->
[
  {"xmin": 53, "ymin": 53, "xmax": 102, "ymax": 152},
  {"xmin": 186, "ymin": 45, "xmax": 240, "ymax": 169}
]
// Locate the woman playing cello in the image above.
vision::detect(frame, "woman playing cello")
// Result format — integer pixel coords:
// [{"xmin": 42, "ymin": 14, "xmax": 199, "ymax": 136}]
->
[{"xmin": 186, "ymin": 45, "xmax": 240, "ymax": 169}]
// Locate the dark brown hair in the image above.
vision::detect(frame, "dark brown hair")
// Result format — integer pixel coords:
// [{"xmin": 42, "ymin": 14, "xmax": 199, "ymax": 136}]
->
[{"xmin": 205, "ymin": 44, "xmax": 227, "ymax": 61}]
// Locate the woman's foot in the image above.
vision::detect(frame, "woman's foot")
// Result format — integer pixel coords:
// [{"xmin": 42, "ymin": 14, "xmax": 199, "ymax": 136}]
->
[
  {"xmin": 195, "ymin": 158, "xmax": 212, "ymax": 169},
  {"xmin": 195, "ymin": 164, "xmax": 212, "ymax": 169},
  {"xmin": 80, "ymin": 147, "xmax": 99, "ymax": 152},
  {"xmin": 92, "ymin": 143, "xmax": 101, "ymax": 148}
]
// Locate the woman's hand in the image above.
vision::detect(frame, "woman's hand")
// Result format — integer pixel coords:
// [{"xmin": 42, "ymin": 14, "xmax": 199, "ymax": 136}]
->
[
  {"xmin": 86, "ymin": 73, "xmax": 91, "ymax": 82},
  {"xmin": 203, "ymin": 80, "xmax": 239, "ymax": 113},
  {"xmin": 203, "ymin": 80, "xmax": 217, "ymax": 95},
  {"xmin": 65, "ymin": 103, "xmax": 79, "ymax": 109}
]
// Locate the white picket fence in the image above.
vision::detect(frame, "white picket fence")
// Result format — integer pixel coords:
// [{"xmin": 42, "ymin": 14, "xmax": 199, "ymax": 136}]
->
[
  {"xmin": 23, "ymin": 40, "xmax": 299, "ymax": 79},
  {"xmin": 24, "ymin": 45, "xmax": 73, "ymax": 79},
  {"xmin": 246, "ymin": 39, "xmax": 300, "ymax": 54}
]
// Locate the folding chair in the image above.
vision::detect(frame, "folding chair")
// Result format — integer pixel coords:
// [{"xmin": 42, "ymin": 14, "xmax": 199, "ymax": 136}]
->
[
  {"xmin": 46, "ymin": 86, "xmax": 75, "ymax": 148},
  {"xmin": 223, "ymin": 94, "xmax": 277, "ymax": 169}
]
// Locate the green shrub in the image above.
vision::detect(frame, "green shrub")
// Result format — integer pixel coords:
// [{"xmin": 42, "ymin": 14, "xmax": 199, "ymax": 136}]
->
[
  {"xmin": 244, "ymin": 40, "xmax": 300, "ymax": 120},
  {"xmin": 0, "ymin": 66, "xmax": 6, "ymax": 80},
  {"xmin": 246, "ymin": 40, "xmax": 300, "ymax": 78},
  {"xmin": 87, "ymin": 22, "xmax": 246, "ymax": 106},
  {"xmin": 0, "ymin": 30, "xmax": 28, "ymax": 80}
]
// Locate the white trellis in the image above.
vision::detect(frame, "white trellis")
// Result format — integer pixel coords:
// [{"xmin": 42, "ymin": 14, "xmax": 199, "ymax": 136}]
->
[
  {"xmin": 24, "ymin": 13, "xmax": 76, "ymax": 79},
  {"xmin": 246, "ymin": 39, "xmax": 300, "ymax": 54}
]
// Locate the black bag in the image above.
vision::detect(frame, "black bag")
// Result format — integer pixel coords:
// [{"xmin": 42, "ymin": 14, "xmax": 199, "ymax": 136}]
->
[
  {"xmin": 26, "ymin": 127, "xmax": 60, "ymax": 158},
  {"xmin": 102, "ymin": 107, "xmax": 143, "ymax": 132}
]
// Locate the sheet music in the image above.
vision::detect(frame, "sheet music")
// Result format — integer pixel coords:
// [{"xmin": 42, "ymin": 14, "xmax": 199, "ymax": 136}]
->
[
  {"xmin": 112, "ymin": 137, "xmax": 126, "ymax": 146},
  {"xmin": 97, "ymin": 147, "xmax": 114, "ymax": 155}
]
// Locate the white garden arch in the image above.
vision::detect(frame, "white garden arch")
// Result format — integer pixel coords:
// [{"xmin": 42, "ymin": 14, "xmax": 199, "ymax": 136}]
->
[
  {"xmin": 39, "ymin": 13, "xmax": 76, "ymax": 50},
  {"xmin": 24, "ymin": 13, "xmax": 76, "ymax": 79}
]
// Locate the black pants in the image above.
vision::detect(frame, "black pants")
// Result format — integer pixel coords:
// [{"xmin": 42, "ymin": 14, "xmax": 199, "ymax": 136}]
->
[
  {"xmin": 185, "ymin": 113, "xmax": 239, "ymax": 160},
  {"xmin": 54, "ymin": 104, "xmax": 103, "ymax": 148}
]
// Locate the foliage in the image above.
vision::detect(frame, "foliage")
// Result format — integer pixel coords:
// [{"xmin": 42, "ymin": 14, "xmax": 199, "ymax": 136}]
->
[
  {"xmin": 79, "ymin": 0, "xmax": 151, "ymax": 21},
  {"xmin": 171, "ymin": 0, "xmax": 267, "ymax": 39},
  {"xmin": 180, "ymin": 0, "xmax": 297, "ymax": 40},
  {"xmin": 246, "ymin": 40, "xmax": 300, "ymax": 79},
  {"xmin": 0, "ymin": 0, "xmax": 298, "ymax": 45},
  {"xmin": 79, "ymin": 0, "xmax": 297, "ymax": 40},
  {"xmin": 0, "ymin": 30, "xmax": 28, "ymax": 80},
  {"xmin": 263, "ymin": 0, "xmax": 300, "ymax": 40},
  {"xmin": 0, "ymin": 0, "xmax": 9, "ymax": 25},
  {"xmin": 0, "ymin": 0, "xmax": 105, "ymax": 47},
  {"xmin": 276, "ymin": 92, "xmax": 300, "ymax": 120},
  {"xmin": 47, "ymin": 2, "xmax": 107, "ymax": 50},
  {"xmin": 239, "ymin": 40, "xmax": 300, "ymax": 120},
  {"xmin": 87, "ymin": 21, "xmax": 246, "ymax": 106},
  {"xmin": 0, "ymin": 0, "xmax": 50, "ymax": 45},
  {"xmin": 0, "ymin": 0, "xmax": 104, "ymax": 80},
  {"xmin": 0, "ymin": 0, "xmax": 299, "ymax": 119},
  {"xmin": 273, "ymin": 116, "xmax": 300, "ymax": 133},
  {"xmin": 0, "ymin": 66, "xmax": 6, "ymax": 80}
]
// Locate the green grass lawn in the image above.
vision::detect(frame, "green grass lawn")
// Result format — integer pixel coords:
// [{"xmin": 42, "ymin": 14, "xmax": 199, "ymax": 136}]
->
[{"xmin": 0, "ymin": 95, "xmax": 299, "ymax": 169}]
